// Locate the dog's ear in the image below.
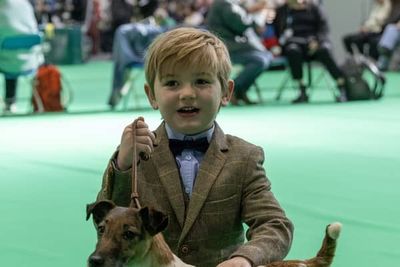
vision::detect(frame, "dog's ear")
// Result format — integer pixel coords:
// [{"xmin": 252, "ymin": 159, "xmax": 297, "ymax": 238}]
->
[
  {"xmin": 86, "ymin": 200, "xmax": 116, "ymax": 225},
  {"xmin": 139, "ymin": 206, "xmax": 169, "ymax": 236}
]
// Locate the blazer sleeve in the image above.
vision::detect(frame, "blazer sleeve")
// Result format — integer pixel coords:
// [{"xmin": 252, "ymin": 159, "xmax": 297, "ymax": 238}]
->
[
  {"xmin": 96, "ymin": 151, "xmax": 132, "ymax": 207},
  {"xmin": 230, "ymin": 146, "xmax": 294, "ymax": 265}
]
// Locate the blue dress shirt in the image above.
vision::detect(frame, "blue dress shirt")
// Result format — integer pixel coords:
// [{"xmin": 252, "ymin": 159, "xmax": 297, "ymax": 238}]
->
[{"xmin": 165, "ymin": 123, "xmax": 214, "ymax": 196}]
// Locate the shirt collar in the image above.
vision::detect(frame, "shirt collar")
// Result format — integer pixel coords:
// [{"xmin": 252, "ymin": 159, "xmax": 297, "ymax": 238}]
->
[{"xmin": 165, "ymin": 123, "xmax": 214, "ymax": 142}]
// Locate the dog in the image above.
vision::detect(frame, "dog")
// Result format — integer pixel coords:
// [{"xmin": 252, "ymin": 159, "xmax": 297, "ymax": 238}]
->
[
  {"xmin": 86, "ymin": 200, "xmax": 193, "ymax": 267},
  {"xmin": 86, "ymin": 200, "xmax": 341, "ymax": 267}
]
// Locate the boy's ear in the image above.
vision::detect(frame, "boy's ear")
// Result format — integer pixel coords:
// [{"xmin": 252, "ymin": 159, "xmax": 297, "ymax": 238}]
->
[
  {"xmin": 144, "ymin": 84, "xmax": 158, "ymax": 110},
  {"xmin": 221, "ymin": 80, "xmax": 234, "ymax": 107}
]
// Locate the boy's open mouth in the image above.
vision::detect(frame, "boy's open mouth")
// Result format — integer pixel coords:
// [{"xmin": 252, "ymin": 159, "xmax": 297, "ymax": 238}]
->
[{"xmin": 177, "ymin": 107, "xmax": 200, "ymax": 114}]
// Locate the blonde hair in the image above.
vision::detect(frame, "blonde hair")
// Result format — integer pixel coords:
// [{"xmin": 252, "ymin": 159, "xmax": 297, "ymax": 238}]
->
[{"xmin": 144, "ymin": 27, "xmax": 232, "ymax": 92}]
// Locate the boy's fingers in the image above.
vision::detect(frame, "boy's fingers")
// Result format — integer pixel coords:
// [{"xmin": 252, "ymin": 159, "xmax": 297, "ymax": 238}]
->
[
  {"xmin": 136, "ymin": 143, "xmax": 153, "ymax": 160},
  {"xmin": 149, "ymin": 131, "xmax": 157, "ymax": 146},
  {"xmin": 135, "ymin": 127, "xmax": 156, "ymax": 146},
  {"xmin": 135, "ymin": 119, "xmax": 148, "ymax": 129},
  {"xmin": 136, "ymin": 135, "xmax": 154, "ymax": 157},
  {"xmin": 136, "ymin": 127, "xmax": 151, "ymax": 136},
  {"xmin": 136, "ymin": 135, "xmax": 154, "ymax": 148}
]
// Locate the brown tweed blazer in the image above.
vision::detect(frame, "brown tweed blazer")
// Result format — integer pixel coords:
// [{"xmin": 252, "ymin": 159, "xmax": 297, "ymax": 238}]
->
[{"xmin": 97, "ymin": 122, "xmax": 293, "ymax": 267}]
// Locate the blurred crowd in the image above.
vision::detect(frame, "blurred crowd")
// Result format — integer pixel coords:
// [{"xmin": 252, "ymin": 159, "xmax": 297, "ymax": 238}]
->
[
  {"xmin": 28, "ymin": 0, "xmax": 216, "ymax": 53},
  {"xmin": 2, "ymin": 0, "xmax": 400, "ymax": 112},
  {"xmin": 27, "ymin": 0, "xmax": 400, "ymax": 70}
]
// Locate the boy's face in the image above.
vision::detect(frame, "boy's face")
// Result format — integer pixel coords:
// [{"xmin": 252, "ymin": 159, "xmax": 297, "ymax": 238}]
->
[{"xmin": 145, "ymin": 61, "xmax": 234, "ymax": 135}]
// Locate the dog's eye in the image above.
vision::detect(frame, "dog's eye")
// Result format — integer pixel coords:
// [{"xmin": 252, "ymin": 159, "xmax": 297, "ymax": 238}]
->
[
  {"xmin": 122, "ymin": 230, "xmax": 137, "ymax": 240},
  {"xmin": 98, "ymin": 226, "xmax": 105, "ymax": 235}
]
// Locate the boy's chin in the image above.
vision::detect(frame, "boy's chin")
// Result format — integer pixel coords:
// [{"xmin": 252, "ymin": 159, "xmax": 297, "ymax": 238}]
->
[{"xmin": 171, "ymin": 123, "xmax": 213, "ymax": 135}]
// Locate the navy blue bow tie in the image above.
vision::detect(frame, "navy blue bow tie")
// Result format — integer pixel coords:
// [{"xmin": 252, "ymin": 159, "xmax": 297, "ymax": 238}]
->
[{"xmin": 169, "ymin": 137, "xmax": 209, "ymax": 156}]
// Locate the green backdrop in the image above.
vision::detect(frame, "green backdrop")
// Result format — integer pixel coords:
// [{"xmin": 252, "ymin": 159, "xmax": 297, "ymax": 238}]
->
[{"xmin": 1, "ymin": 61, "xmax": 399, "ymax": 266}]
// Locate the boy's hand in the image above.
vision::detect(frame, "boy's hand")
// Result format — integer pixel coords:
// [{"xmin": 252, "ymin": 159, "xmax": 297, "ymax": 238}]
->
[
  {"xmin": 117, "ymin": 117, "xmax": 156, "ymax": 171},
  {"xmin": 216, "ymin": 257, "xmax": 252, "ymax": 267}
]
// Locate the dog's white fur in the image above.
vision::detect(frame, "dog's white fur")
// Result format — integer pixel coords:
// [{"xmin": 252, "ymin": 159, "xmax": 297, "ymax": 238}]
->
[
  {"xmin": 125, "ymin": 233, "xmax": 194, "ymax": 267},
  {"xmin": 326, "ymin": 222, "xmax": 342, "ymax": 240}
]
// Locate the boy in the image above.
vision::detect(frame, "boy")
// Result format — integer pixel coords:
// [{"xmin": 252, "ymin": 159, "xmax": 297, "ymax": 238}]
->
[{"xmin": 97, "ymin": 27, "xmax": 293, "ymax": 267}]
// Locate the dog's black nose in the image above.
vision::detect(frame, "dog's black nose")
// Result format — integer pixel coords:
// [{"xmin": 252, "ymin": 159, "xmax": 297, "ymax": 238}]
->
[{"xmin": 88, "ymin": 255, "xmax": 105, "ymax": 267}]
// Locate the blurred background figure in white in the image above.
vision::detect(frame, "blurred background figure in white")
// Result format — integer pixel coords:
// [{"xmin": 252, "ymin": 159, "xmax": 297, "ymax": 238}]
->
[{"xmin": 0, "ymin": 0, "xmax": 43, "ymax": 113}]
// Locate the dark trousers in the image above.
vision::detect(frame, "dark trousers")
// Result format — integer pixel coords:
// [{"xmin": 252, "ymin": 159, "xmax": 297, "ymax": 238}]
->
[
  {"xmin": 284, "ymin": 42, "xmax": 344, "ymax": 82},
  {"xmin": 230, "ymin": 50, "xmax": 272, "ymax": 97},
  {"xmin": 343, "ymin": 32, "xmax": 381, "ymax": 59},
  {"xmin": 4, "ymin": 78, "xmax": 17, "ymax": 104}
]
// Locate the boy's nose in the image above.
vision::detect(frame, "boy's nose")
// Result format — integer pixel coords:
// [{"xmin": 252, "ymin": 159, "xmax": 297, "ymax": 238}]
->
[{"xmin": 180, "ymin": 85, "xmax": 196, "ymax": 100}]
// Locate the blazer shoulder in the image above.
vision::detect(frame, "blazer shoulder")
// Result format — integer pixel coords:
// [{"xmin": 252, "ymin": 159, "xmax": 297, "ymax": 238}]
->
[{"xmin": 225, "ymin": 134, "xmax": 263, "ymax": 154}]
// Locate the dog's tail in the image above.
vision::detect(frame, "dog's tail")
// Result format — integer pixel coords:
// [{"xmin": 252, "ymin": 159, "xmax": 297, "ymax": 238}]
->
[
  {"xmin": 264, "ymin": 222, "xmax": 342, "ymax": 267},
  {"xmin": 311, "ymin": 222, "xmax": 342, "ymax": 266}
]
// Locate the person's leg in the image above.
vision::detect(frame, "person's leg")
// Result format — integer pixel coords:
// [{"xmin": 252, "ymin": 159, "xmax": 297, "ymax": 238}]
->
[
  {"xmin": 285, "ymin": 43, "xmax": 308, "ymax": 103},
  {"xmin": 367, "ymin": 33, "xmax": 381, "ymax": 60},
  {"xmin": 230, "ymin": 50, "xmax": 272, "ymax": 105},
  {"xmin": 4, "ymin": 77, "xmax": 18, "ymax": 112},
  {"xmin": 377, "ymin": 24, "xmax": 400, "ymax": 71},
  {"xmin": 108, "ymin": 23, "xmax": 164, "ymax": 107},
  {"xmin": 377, "ymin": 46, "xmax": 391, "ymax": 71},
  {"xmin": 314, "ymin": 45, "xmax": 347, "ymax": 102},
  {"xmin": 343, "ymin": 33, "xmax": 365, "ymax": 54}
]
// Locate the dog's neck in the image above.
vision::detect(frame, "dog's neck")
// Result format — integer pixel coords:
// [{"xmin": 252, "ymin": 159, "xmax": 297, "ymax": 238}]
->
[{"xmin": 127, "ymin": 233, "xmax": 185, "ymax": 267}]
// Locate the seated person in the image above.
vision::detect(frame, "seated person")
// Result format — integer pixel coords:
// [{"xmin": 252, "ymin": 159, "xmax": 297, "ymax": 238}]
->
[
  {"xmin": 273, "ymin": 0, "xmax": 347, "ymax": 103},
  {"xmin": 0, "ymin": 0, "xmax": 43, "ymax": 113},
  {"xmin": 343, "ymin": 0, "xmax": 391, "ymax": 59},
  {"xmin": 206, "ymin": 0, "xmax": 273, "ymax": 105},
  {"xmin": 108, "ymin": 0, "xmax": 175, "ymax": 108}
]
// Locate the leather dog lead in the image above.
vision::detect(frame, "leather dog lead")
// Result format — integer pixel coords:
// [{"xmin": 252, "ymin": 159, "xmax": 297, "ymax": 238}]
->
[{"xmin": 129, "ymin": 117, "xmax": 150, "ymax": 209}]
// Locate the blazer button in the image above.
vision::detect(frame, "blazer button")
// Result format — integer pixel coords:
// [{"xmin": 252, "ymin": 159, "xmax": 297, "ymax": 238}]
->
[{"xmin": 181, "ymin": 244, "xmax": 190, "ymax": 254}]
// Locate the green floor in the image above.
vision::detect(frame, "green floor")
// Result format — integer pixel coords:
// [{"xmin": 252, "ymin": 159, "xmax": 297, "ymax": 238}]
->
[{"xmin": 1, "ymin": 60, "xmax": 400, "ymax": 266}]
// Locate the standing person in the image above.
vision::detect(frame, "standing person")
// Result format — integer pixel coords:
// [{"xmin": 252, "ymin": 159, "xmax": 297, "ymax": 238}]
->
[
  {"xmin": 273, "ymin": 0, "xmax": 347, "ymax": 103},
  {"xmin": 0, "ymin": 0, "xmax": 43, "ymax": 113},
  {"xmin": 342, "ymin": 0, "xmax": 391, "ymax": 59},
  {"xmin": 97, "ymin": 27, "xmax": 293, "ymax": 267},
  {"xmin": 206, "ymin": 0, "xmax": 273, "ymax": 105}
]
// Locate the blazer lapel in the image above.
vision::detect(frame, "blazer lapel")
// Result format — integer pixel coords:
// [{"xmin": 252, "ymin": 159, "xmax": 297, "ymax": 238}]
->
[
  {"xmin": 151, "ymin": 124, "xmax": 186, "ymax": 228},
  {"xmin": 179, "ymin": 123, "xmax": 228, "ymax": 243}
]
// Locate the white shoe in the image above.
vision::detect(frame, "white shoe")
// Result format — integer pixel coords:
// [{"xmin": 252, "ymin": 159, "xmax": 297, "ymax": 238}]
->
[{"xmin": 4, "ymin": 103, "xmax": 17, "ymax": 114}]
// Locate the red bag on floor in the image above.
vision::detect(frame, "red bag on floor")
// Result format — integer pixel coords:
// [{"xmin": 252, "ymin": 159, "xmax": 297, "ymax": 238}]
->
[{"xmin": 32, "ymin": 64, "xmax": 64, "ymax": 112}]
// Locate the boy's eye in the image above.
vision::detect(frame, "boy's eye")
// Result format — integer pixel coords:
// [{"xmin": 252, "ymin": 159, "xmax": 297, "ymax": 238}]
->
[
  {"xmin": 196, "ymin": 79, "xmax": 210, "ymax": 85},
  {"xmin": 164, "ymin": 80, "xmax": 178, "ymax": 87}
]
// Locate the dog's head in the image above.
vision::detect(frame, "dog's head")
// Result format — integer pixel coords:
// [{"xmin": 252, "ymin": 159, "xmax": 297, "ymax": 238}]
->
[{"xmin": 86, "ymin": 200, "xmax": 168, "ymax": 267}]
